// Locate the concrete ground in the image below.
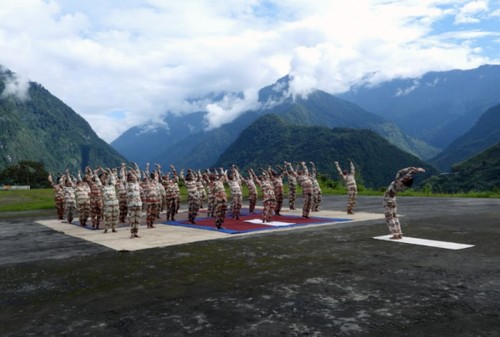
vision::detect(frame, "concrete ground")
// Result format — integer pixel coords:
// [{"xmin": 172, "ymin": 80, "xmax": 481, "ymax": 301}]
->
[{"xmin": 1, "ymin": 195, "xmax": 499, "ymax": 336}]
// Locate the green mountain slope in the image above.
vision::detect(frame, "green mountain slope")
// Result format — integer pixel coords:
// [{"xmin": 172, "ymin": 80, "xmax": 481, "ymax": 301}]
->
[
  {"xmin": 424, "ymin": 142, "xmax": 500, "ymax": 193},
  {"xmin": 430, "ymin": 103, "xmax": 500, "ymax": 172},
  {"xmin": 215, "ymin": 114, "xmax": 436, "ymax": 188},
  {"xmin": 0, "ymin": 68, "xmax": 126, "ymax": 174}
]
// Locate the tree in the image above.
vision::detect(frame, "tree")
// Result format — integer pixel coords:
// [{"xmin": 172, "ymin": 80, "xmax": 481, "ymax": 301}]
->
[{"xmin": 0, "ymin": 160, "xmax": 51, "ymax": 188}]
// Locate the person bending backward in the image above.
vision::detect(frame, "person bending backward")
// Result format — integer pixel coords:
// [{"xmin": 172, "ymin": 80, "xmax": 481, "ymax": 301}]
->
[
  {"xmin": 250, "ymin": 168, "xmax": 276, "ymax": 223},
  {"xmin": 383, "ymin": 166, "xmax": 426, "ymax": 240},
  {"xmin": 126, "ymin": 163, "xmax": 144, "ymax": 238},
  {"xmin": 335, "ymin": 160, "xmax": 358, "ymax": 214},
  {"xmin": 286, "ymin": 161, "xmax": 313, "ymax": 218}
]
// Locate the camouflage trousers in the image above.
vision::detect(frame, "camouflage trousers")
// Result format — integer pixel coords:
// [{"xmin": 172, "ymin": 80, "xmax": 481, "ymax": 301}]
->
[
  {"xmin": 188, "ymin": 196, "xmax": 201, "ymax": 223},
  {"xmin": 119, "ymin": 199, "xmax": 128, "ymax": 223},
  {"xmin": 248, "ymin": 192, "xmax": 257, "ymax": 213},
  {"xmin": 231, "ymin": 193, "xmax": 242, "ymax": 219},
  {"xmin": 207, "ymin": 194, "xmax": 215, "ymax": 217},
  {"xmin": 347, "ymin": 188, "xmax": 358, "ymax": 213},
  {"xmin": 312, "ymin": 190, "xmax": 322, "ymax": 211},
  {"xmin": 214, "ymin": 198, "xmax": 227, "ymax": 228},
  {"xmin": 274, "ymin": 189, "xmax": 283, "ymax": 214},
  {"xmin": 383, "ymin": 197, "xmax": 401, "ymax": 235},
  {"xmin": 77, "ymin": 201, "xmax": 90, "ymax": 226},
  {"xmin": 128, "ymin": 205, "xmax": 141, "ymax": 234},
  {"xmin": 302, "ymin": 192, "xmax": 312, "ymax": 217},
  {"xmin": 145, "ymin": 203, "xmax": 159, "ymax": 227},
  {"xmin": 55, "ymin": 198, "xmax": 64, "ymax": 220},
  {"xmin": 165, "ymin": 197, "xmax": 177, "ymax": 221},
  {"xmin": 262, "ymin": 198, "xmax": 276, "ymax": 223},
  {"xmin": 288, "ymin": 185, "xmax": 297, "ymax": 210},
  {"xmin": 90, "ymin": 199, "xmax": 103, "ymax": 228},
  {"xmin": 65, "ymin": 201, "xmax": 76, "ymax": 224},
  {"xmin": 104, "ymin": 202, "xmax": 119, "ymax": 231}
]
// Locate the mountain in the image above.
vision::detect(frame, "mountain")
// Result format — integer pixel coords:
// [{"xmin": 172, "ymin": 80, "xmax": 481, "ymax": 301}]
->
[
  {"xmin": 430, "ymin": 103, "xmax": 500, "ymax": 172},
  {"xmin": 111, "ymin": 111, "xmax": 206, "ymax": 165},
  {"xmin": 424, "ymin": 142, "xmax": 500, "ymax": 193},
  {"xmin": 0, "ymin": 67, "xmax": 126, "ymax": 174},
  {"xmin": 337, "ymin": 64, "xmax": 500, "ymax": 149},
  {"xmin": 141, "ymin": 76, "xmax": 437, "ymax": 170},
  {"xmin": 215, "ymin": 114, "xmax": 436, "ymax": 188}
]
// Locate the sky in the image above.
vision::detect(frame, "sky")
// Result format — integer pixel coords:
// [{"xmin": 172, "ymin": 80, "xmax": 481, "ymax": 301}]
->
[{"xmin": 1, "ymin": 0, "xmax": 499, "ymax": 143}]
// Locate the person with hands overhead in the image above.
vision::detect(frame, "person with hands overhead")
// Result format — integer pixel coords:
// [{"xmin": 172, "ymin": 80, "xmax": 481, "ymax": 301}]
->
[{"xmin": 335, "ymin": 160, "xmax": 358, "ymax": 214}]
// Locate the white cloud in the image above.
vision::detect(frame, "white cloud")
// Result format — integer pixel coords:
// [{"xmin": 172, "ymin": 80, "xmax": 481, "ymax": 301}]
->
[
  {"xmin": 0, "ymin": 68, "xmax": 31, "ymax": 101},
  {"xmin": 0, "ymin": 0, "xmax": 499, "ymax": 142}
]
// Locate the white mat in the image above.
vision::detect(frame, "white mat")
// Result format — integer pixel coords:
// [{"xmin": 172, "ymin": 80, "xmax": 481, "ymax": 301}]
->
[
  {"xmin": 244, "ymin": 219, "xmax": 295, "ymax": 226},
  {"xmin": 373, "ymin": 235, "xmax": 474, "ymax": 250}
]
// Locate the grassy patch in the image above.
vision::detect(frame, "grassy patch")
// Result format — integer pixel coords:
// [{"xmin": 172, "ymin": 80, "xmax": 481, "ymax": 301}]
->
[{"xmin": 0, "ymin": 189, "xmax": 54, "ymax": 211}]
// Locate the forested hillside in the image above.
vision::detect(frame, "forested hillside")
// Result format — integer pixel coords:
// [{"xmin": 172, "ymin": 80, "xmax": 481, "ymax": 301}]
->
[
  {"xmin": 215, "ymin": 114, "xmax": 436, "ymax": 188},
  {"xmin": 0, "ymin": 68, "xmax": 126, "ymax": 174}
]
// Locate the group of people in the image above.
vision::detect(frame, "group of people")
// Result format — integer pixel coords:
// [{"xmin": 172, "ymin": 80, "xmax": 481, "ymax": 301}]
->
[{"xmin": 48, "ymin": 159, "xmax": 425, "ymax": 241}]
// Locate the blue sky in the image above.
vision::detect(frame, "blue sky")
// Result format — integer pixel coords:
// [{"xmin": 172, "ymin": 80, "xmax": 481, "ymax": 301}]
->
[{"xmin": 0, "ymin": 0, "xmax": 499, "ymax": 142}]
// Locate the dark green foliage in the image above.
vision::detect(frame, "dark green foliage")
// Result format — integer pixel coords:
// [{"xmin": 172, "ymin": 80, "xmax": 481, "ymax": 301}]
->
[
  {"xmin": 424, "ymin": 142, "xmax": 500, "ymax": 193},
  {"xmin": 215, "ymin": 114, "xmax": 436, "ymax": 188},
  {"xmin": 0, "ymin": 160, "xmax": 51, "ymax": 188},
  {"xmin": 0, "ymin": 68, "xmax": 127, "ymax": 173},
  {"xmin": 430, "ymin": 103, "xmax": 500, "ymax": 172}
]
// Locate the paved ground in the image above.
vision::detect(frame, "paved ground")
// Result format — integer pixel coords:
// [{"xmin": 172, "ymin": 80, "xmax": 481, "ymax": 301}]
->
[{"xmin": 1, "ymin": 195, "xmax": 499, "ymax": 336}]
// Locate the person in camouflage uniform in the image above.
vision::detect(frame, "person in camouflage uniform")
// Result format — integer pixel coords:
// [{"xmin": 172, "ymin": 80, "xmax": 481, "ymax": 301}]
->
[
  {"xmin": 335, "ymin": 160, "xmax": 358, "ymax": 214},
  {"xmin": 180, "ymin": 169, "xmax": 201, "ymax": 224},
  {"xmin": 75, "ymin": 171, "xmax": 91, "ymax": 227},
  {"xmin": 210, "ymin": 171, "xmax": 227, "ymax": 229},
  {"xmin": 309, "ymin": 162, "xmax": 322, "ymax": 212},
  {"xmin": 384, "ymin": 166, "xmax": 426, "ymax": 239},
  {"xmin": 196, "ymin": 170, "xmax": 208, "ymax": 209},
  {"xmin": 126, "ymin": 163, "xmax": 143, "ymax": 238},
  {"xmin": 284, "ymin": 162, "xmax": 297, "ymax": 210},
  {"xmin": 286, "ymin": 161, "xmax": 313, "ymax": 218},
  {"xmin": 250, "ymin": 168, "xmax": 276, "ymax": 223},
  {"xmin": 61, "ymin": 170, "xmax": 76, "ymax": 224},
  {"xmin": 117, "ymin": 172, "xmax": 128, "ymax": 223},
  {"xmin": 162, "ymin": 172, "xmax": 178, "ymax": 221},
  {"xmin": 86, "ymin": 166, "xmax": 104, "ymax": 230},
  {"xmin": 222, "ymin": 166, "xmax": 243, "ymax": 220},
  {"xmin": 204, "ymin": 170, "xmax": 216, "ymax": 217},
  {"xmin": 268, "ymin": 166, "xmax": 284, "ymax": 216},
  {"xmin": 141, "ymin": 163, "xmax": 161, "ymax": 229},
  {"xmin": 169, "ymin": 165, "xmax": 182, "ymax": 215},
  {"xmin": 94, "ymin": 167, "xmax": 119, "ymax": 233},
  {"xmin": 48, "ymin": 173, "xmax": 65, "ymax": 220},
  {"xmin": 234, "ymin": 167, "xmax": 257, "ymax": 214}
]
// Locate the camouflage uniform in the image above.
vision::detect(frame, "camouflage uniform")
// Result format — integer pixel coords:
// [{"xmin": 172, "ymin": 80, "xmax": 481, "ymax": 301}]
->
[
  {"xmin": 225, "ymin": 169, "xmax": 242, "ymax": 220},
  {"xmin": 309, "ymin": 164, "xmax": 322, "ymax": 212},
  {"xmin": 205, "ymin": 173, "xmax": 215, "ymax": 217},
  {"xmin": 117, "ymin": 178, "xmax": 128, "ymax": 223},
  {"xmin": 383, "ymin": 167, "xmax": 423, "ymax": 239},
  {"xmin": 142, "ymin": 176, "xmax": 160, "ymax": 228},
  {"xmin": 75, "ymin": 180, "xmax": 91, "ymax": 227},
  {"xmin": 285, "ymin": 168, "xmax": 297, "ymax": 210},
  {"xmin": 335, "ymin": 161, "xmax": 357, "ymax": 214},
  {"xmin": 211, "ymin": 174, "xmax": 227, "ymax": 229},
  {"xmin": 126, "ymin": 171, "xmax": 143, "ymax": 238},
  {"xmin": 196, "ymin": 173, "xmax": 208, "ymax": 209},
  {"xmin": 51, "ymin": 179, "xmax": 65, "ymax": 220},
  {"xmin": 162, "ymin": 176, "xmax": 177, "ymax": 221},
  {"xmin": 88, "ymin": 177, "xmax": 104, "ymax": 230},
  {"xmin": 270, "ymin": 170, "xmax": 284, "ymax": 215},
  {"xmin": 182, "ymin": 171, "xmax": 201, "ymax": 224},
  {"xmin": 252, "ymin": 171, "xmax": 276, "ymax": 223},
  {"xmin": 287, "ymin": 162, "xmax": 313, "ymax": 218},
  {"xmin": 63, "ymin": 176, "xmax": 76, "ymax": 224},
  {"xmin": 241, "ymin": 172, "xmax": 257, "ymax": 214},
  {"xmin": 96, "ymin": 171, "xmax": 119, "ymax": 233}
]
